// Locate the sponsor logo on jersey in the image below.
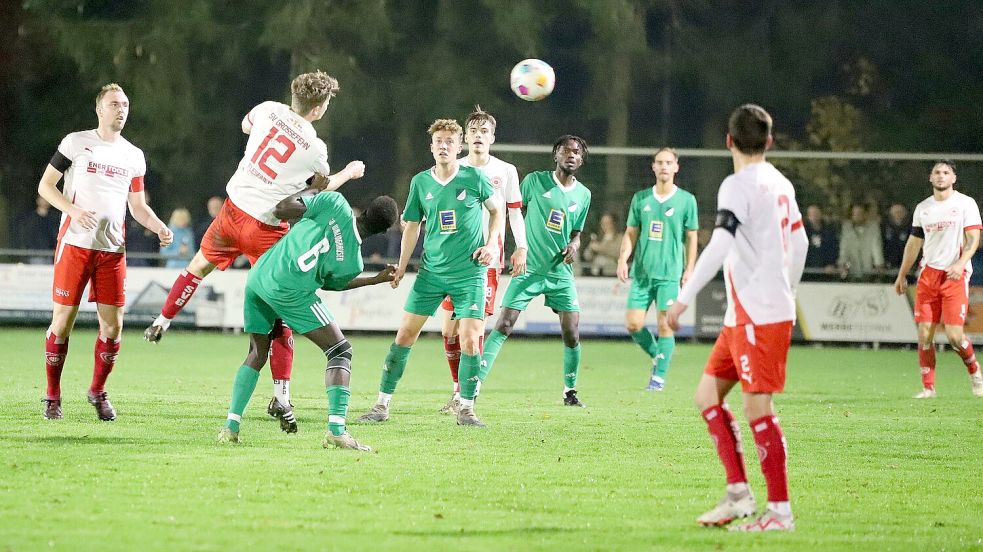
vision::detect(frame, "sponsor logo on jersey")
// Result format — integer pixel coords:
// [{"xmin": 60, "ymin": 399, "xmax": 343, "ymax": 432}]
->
[
  {"xmin": 491, "ymin": 177, "xmax": 503, "ymax": 189},
  {"xmin": 542, "ymin": 190, "xmax": 552, "ymax": 199},
  {"xmin": 439, "ymin": 210, "xmax": 458, "ymax": 234},
  {"xmin": 425, "ymin": 192, "xmax": 434, "ymax": 200},
  {"xmin": 469, "ymin": 304, "xmax": 479, "ymax": 310},
  {"xmin": 643, "ymin": 205, "xmax": 652, "ymax": 212},
  {"xmin": 665, "ymin": 207, "xmax": 675, "ymax": 217},
  {"xmin": 86, "ymin": 161, "xmax": 131, "ymax": 179},
  {"xmin": 648, "ymin": 220, "xmax": 664, "ymax": 241},
  {"xmin": 546, "ymin": 209, "xmax": 565, "ymax": 233}
]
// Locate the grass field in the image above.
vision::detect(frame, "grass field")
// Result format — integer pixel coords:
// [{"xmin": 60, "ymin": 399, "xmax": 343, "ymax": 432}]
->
[{"xmin": 0, "ymin": 327, "xmax": 981, "ymax": 551}]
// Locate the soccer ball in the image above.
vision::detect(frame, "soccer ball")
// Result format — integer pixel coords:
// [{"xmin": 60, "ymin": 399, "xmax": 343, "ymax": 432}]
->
[{"xmin": 510, "ymin": 59, "xmax": 555, "ymax": 102}]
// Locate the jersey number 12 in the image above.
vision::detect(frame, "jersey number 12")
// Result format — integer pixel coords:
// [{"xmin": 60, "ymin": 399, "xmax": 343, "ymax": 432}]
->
[{"xmin": 251, "ymin": 128, "xmax": 297, "ymax": 179}]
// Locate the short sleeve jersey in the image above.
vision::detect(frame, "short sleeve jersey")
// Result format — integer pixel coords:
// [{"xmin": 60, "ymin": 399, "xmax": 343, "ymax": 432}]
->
[
  {"xmin": 53, "ymin": 130, "xmax": 146, "ymax": 253},
  {"xmin": 716, "ymin": 162, "xmax": 803, "ymax": 327},
  {"xmin": 226, "ymin": 101, "xmax": 332, "ymax": 226},
  {"xmin": 459, "ymin": 155, "xmax": 521, "ymax": 269},
  {"xmin": 626, "ymin": 186, "xmax": 699, "ymax": 281},
  {"xmin": 521, "ymin": 171, "xmax": 592, "ymax": 278},
  {"xmin": 250, "ymin": 192, "xmax": 363, "ymax": 293},
  {"xmin": 912, "ymin": 191, "xmax": 983, "ymax": 274},
  {"xmin": 402, "ymin": 165, "xmax": 495, "ymax": 278}
]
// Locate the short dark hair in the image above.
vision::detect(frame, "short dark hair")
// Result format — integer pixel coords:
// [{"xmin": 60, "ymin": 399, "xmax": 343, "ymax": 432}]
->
[
  {"xmin": 552, "ymin": 135, "xmax": 588, "ymax": 158},
  {"xmin": 464, "ymin": 105, "xmax": 496, "ymax": 131},
  {"xmin": 728, "ymin": 104, "xmax": 772, "ymax": 155},
  {"xmin": 933, "ymin": 159, "xmax": 957, "ymax": 175},
  {"xmin": 362, "ymin": 196, "xmax": 399, "ymax": 235}
]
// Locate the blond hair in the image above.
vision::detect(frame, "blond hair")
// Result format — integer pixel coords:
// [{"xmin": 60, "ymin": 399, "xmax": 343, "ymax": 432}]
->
[
  {"xmin": 653, "ymin": 147, "xmax": 678, "ymax": 161},
  {"xmin": 95, "ymin": 83, "xmax": 125, "ymax": 106},
  {"xmin": 291, "ymin": 71, "xmax": 339, "ymax": 115},
  {"xmin": 427, "ymin": 118, "xmax": 463, "ymax": 137},
  {"xmin": 464, "ymin": 105, "xmax": 496, "ymax": 131}
]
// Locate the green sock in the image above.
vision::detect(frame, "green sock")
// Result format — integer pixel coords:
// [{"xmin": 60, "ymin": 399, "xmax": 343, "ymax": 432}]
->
[
  {"xmin": 380, "ymin": 343, "xmax": 411, "ymax": 394},
  {"xmin": 326, "ymin": 385, "xmax": 350, "ymax": 437},
  {"xmin": 653, "ymin": 336, "xmax": 675, "ymax": 379},
  {"xmin": 479, "ymin": 330, "xmax": 508, "ymax": 382},
  {"xmin": 225, "ymin": 364, "xmax": 260, "ymax": 432},
  {"xmin": 563, "ymin": 344, "xmax": 582, "ymax": 389},
  {"xmin": 458, "ymin": 353, "xmax": 481, "ymax": 400},
  {"xmin": 630, "ymin": 328, "xmax": 659, "ymax": 359}
]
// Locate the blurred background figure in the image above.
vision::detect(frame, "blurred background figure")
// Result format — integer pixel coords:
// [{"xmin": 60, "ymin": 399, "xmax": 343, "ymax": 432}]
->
[
  {"xmin": 15, "ymin": 195, "xmax": 60, "ymax": 264},
  {"xmin": 804, "ymin": 204, "xmax": 839, "ymax": 273},
  {"xmin": 161, "ymin": 207, "xmax": 196, "ymax": 269},
  {"xmin": 838, "ymin": 203, "xmax": 884, "ymax": 280},
  {"xmin": 194, "ymin": 196, "xmax": 223, "ymax": 248},
  {"xmin": 583, "ymin": 212, "xmax": 622, "ymax": 276},
  {"xmin": 881, "ymin": 203, "xmax": 910, "ymax": 269}
]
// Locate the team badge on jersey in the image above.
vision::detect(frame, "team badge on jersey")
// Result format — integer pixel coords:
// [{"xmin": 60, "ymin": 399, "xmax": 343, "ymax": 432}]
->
[
  {"xmin": 439, "ymin": 210, "xmax": 458, "ymax": 234},
  {"xmin": 456, "ymin": 189, "xmax": 467, "ymax": 201},
  {"xmin": 648, "ymin": 220, "xmax": 664, "ymax": 241},
  {"xmin": 569, "ymin": 202, "xmax": 579, "ymax": 212},
  {"xmin": 665, "ymin": 207, "xmax": 675, "ymax": 217},
  {"xmin": 491, "ymin": 176, "xmax": 503, "ymax": 189},
  {"xmin": 546, "ymin": 209, "xmax": 565, "ymax": 233}
]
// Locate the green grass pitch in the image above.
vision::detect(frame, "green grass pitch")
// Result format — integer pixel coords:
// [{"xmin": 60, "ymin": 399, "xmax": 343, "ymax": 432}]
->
[{"xmin": 0, "ymin": 327, "xmax": 981, "ymax": 551}]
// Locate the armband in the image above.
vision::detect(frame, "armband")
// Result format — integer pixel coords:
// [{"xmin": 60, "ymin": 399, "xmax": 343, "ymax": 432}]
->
[
  {"xmin": 715, "ymin": 209, "xmax": 740, "ymax": 235},
  {"xmin": 50, "ymin": 151, "xmax": 71, "ymax": 173},
  {"xmin": 910, "ymin": 226, "xmax": 924, "ymax": 239}
]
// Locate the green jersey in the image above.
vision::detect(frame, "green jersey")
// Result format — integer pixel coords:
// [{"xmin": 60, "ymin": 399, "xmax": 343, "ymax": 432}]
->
[
  {"xmin": 626, "ymin": 186, "xmax": 698, "ymax": 281},
  {"xmin": 403, "ymin": 165, "xmax": 494, "ymax": 278},
  {"xmin": 521, "ymin": 171, "xmax": 592, "ymax": 278},
  {"xmin": 250, "ymin": 191, "xmax": 363, "ymax": 293}
]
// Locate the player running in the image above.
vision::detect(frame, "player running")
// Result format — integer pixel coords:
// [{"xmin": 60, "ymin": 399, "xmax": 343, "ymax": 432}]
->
[
  {"xmin": 217, "ymin": 189, "xmax": 399, "ymax": 450},
  {"xmin": 356, "ymin": 119, "xmax": 502, "ymax": 428},
  {"xmin": 437, "ymin": 106, "xmax": 525, "ymax": 415},
  {"xmin": 39, "ymin": 83, "xmax": 173, "ymax": 421},
  {"xmin": 144, "ymin": 71, "xmax": 366, "ymax": 431},
  {"xmin": 480, "ymin": 136, "xmax": 592, "ymax": 408},
  {"xmin": 667, "ymin": 105, "xmax": 808, "ymax": 532},
  {"xmin": 894, "ymin": 160, "xmax": 983, "ymax": 398},
  {"xmin": 617, "ymin": 147, "xmax": 698, "ymax": 391}
]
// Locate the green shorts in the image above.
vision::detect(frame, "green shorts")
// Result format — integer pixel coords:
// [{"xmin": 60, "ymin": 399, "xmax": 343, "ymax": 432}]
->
[
  {"xmin": 404, "ymin": 269, "xmax": 487, "ymax": 320},
  {"xmin": 243, "ymin": 279, "xmax": 333, "ymax": 335},
  {"xmin": 501, "ymin": 272, "xmax": 580, "ymax": 312},
  {"xmin": 626, "ymin": 278, "xmax": 679, "ymax": 311}
]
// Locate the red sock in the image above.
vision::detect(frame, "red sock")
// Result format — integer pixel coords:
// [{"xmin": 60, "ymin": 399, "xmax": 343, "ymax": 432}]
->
[
  {"xmin": 44, "ymin": 332, "xmax": 69, "ymax": 400},
  {"xmin": 702, "ymin": 404, "xmax": 748, "ymax": 485},
  {"xmin": 270, "ymin": 319, "xmax": 294, "ymax": 381},
  {"xmin": 444, "ymin": 335, "xmax": 461, "ymax": 384},
  {"xmin": 919, "ymin": 344, "xmax": 936, "ymax": 389},
  {"xmin": 954, "ymin": 338, "xmax": 980, "ymax": 375},
  {"xmin": 750, "ymin": 415, "xmax": 789, "ymax": 502},
  {"xmin": 90, "ymin": 335, "xmax": 120, "ymax": 394},
  {"xmin": 161, "ymin": 270, "xmax": 202, "ymax": 319}
]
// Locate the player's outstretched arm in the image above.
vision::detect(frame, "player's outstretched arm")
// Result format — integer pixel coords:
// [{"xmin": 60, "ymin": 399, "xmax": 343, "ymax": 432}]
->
[
  {"xmin": 392, "ymin": 221, "xmax": 421, "ymax": 288},
  {"xmin": 343, "ymin": 265, "xmax": 398, "ymax": 290},
  {"xmin": 894, "ymin": 233, "xmax": 924, "ymax": 294},
  {"xmin": 273, "ymin": 187, "xmax": 321, "ymax": 220},
  {"xmin": 127, "ymin": 190, "xmax": 173, "ymax": 246},
  {"xmin": 37, "ymin": 165, "xmax": 98, "ymax": 230},
  {"xmin": 315, "ymin": 161, "xmax": 366, "ymax": 192},
  {"xmin": 617, "ymin": 227, "xmax": 639, "ymax": 282}
]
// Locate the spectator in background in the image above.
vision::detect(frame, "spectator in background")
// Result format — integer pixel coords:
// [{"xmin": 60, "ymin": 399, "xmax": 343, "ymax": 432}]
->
[
  {"xmin": 804, "ymin": 204, "xmax": 838, "ymax": 271},
  {"xmin": 160, "ymin": 207, "xmax": 196, "ymax": 268},
  {"xmin": 194, "ymin": 196, "xmax": 223, "ymax": 247},
  {"xmin": 583, "ymin": 212, "xmax": 622, "ymax": 276},
  {"xmin": 838, "ymin": 203, "xmax": 883, "ymax": 279},
  {"xmin": 881, "ymin": 203, "xmax": 909, "ymax": 269},
  {"xmin": 16, "ymin": 195, "xmax": 60, "ymax": 264},
  {"xmin": 386, "ymin": 219, "xmax": 423, "ymax": 268},
  {"xmin": 126, "ymin": 189, "xmax": 160, "ymax": 267}
]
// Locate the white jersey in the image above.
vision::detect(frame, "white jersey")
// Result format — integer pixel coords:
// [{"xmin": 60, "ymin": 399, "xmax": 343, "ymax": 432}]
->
[
  {"xmin": 717, "ymin": 162, "xmax": 803, "ymax": 326},
  {"xmin": 226, "ymin": 101, "xmax": 331, "ymax": 225},
  {"xmin": 913, "ymin": 191, "xmax": 982, "ymax": 273},
  {"xmin": 54, "ymin": 130, "xmax": 146, "ymax": 253},
  {"xmin": 459, "ymin": 155, "xmax": 521, "ymax": 269}
]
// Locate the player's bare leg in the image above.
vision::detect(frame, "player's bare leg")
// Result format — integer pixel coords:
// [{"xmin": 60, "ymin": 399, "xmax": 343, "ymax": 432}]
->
[
  {"xmin": 304, "ymin": 325, "xmax": 370, "ymax": 451},
  {"xmin": 218, "ymin": 333, "xmax": 271, "ymax": 443},
  {"xmin": 357, "ymin": 312, "xmax": 428, "ymax": 423},
  {"xmin": 942, "ymin": 324, "xmax": 983, "ymax": 397},
  {"xmin": 559, "ymin": 311, "xmax": 585, "ymax": 407},
  {"xmin": 42, "ymin": 303, "xmax": 81, "ymax": 419},
  {"xmin": 145, "ymin": 250, "xmax": 217, "ymax": 343},
  {"xmin": 914, "ymin": 322, "xmax": 939, "ymax": 398},
  {"xmin": 439, "ymin": 309, "xmax": 462, "ymax": 414},
  {"xmin": 456, "ymin": 317, "xmax": 487, "ymax": 427},
  {"xmin": 694, "ymin": 374, "xmax": 757, "ymax": 526}
]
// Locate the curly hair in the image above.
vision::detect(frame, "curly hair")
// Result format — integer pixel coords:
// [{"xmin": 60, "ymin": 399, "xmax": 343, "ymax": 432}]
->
[
  {"xmin": 291, "ymin": 71, "xmax": 339, "ymax": 115},
  {"xmin": 427, "ymin": 118, "xmax": 463, "ymax": 138},
  {"xmin": 552, "ymin": 135, "xmax": 588, "ymax": 158}
]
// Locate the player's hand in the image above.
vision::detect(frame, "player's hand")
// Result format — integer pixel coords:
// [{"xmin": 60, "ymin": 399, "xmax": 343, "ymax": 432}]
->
[
  {"xmin": 681, "ymin": 268, "xmax": 693, "ymax": 287},
  {"xmin": 666, "ymin": 300, "xmax": 688, "ymax": 331},
  {"xmin": 68, "ymin": 205, "xmax": 98, "ymax": 230},
  {"xmin": 510, "ymin": 248, "xmax": 527, "ymax": 276},
  {"xmin": 561, "ymin": 241, "xmax": 580, "ymax": 264},
  {"xmin": 157, "ymin": 226, "xmax": 174, "ymax": 247},
  {"xmin": 344, "ymin": 160, "xmax": 366, "ymax": 180},
  {"xmin": 473, "ymin": 245, "xmax": 496, "ymax": 266},
  {"xmin": 375, "ymin": 264, "xmax": 397, "ymax": 284},
  {"xmin": 894, "ymin": 274, "xmax": 908, "ymax": 295},
  {"xmin": 616, "ymin": 260, "xmax": 630, "ymax": 283},
  {"xmin": 944, "ymin": 262, "xmax": 965, "ymax": 281},
  {"xmin": 391, "ymin": 266, "xmax": 406, "ymax": 289},
  {"xmin": 311, "ymin": 173, "xmax": 331, "ymax": 190}
]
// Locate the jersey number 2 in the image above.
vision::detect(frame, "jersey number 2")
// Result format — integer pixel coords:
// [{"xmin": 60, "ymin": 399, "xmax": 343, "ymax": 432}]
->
[{"xmin": 251, "ymin": 128, "xmax": 297, "ymax": 179}]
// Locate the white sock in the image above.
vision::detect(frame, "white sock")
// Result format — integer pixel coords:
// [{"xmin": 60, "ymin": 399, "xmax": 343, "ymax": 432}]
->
[
  {"xmin": 273, "ymin": 379, "xmax": 290, "ymax": 405},
  {"xmin": 452, "ymin": 392, "xmax": 460, "ymax": 400},
  {"xmin": 153, "ymin": 314, "xmax": 172, "ymax": 330},
  {"xmin": 459, "ymin": 398, "xmax": 475, "ymax": 408},
  {"xmin": 377, "ymin": 392, "xmax": 392, "ymax": 407},
  {"xmin": 474, "ymin": 380, "xmax": 481, "ymax": 397},
  {"xmin": 768, "ymin": 501, "xmax": 792, "ymax": 517}
]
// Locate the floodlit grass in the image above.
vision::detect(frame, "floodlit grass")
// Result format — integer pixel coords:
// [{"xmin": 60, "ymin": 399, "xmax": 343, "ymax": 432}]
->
[{"xmin": 0, "ymin": 328, "xmax": 980, "ymax": 551}]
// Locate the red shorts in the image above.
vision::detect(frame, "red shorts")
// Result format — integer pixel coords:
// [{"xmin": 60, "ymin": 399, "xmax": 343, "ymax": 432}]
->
[
  {"xmin": 704, "ymin": 321, "xmax": 793, "ymax": 394},
  {"xmin": 914, "ymin": 266, "xmax": 969, "ymax": 326},
  {"xmin": 200, "ymin": 199, "xmax": 288, "ymax": 270},
  {"xmin": 441, "ymin": 268, "xmax": 499, "ymax": 317},
  {"xmin": 52, "ymin": 243, "xmax": 126, "ymax": 306}
]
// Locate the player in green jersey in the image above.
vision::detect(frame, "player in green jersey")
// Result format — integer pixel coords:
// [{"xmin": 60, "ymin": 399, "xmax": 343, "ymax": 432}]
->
[
  {"xmin": 356, "ymin": 119, "xmax": 503, "ymax": 428},
  {"xmin": 480, "ymin": 135, "xmax": 592, "ymax": 407},
  {"xmin": 617, "ymin": 147, "xmax": 698, "ymax": 391},
  {"xmin": 217, "ymin": 189, "xmax": 399, "ymax": 451}
]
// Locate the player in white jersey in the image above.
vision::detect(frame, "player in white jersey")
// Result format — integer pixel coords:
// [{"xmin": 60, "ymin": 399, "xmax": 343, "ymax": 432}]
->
[
  {"xmin": 667, "ymin": 105, "xmax": 807, "ymax": 532},
  {"xmin": 39, "ymin": 83, "xmax": 173, "ymax": 421},
  {"xmin": 144, "ymin": 71, "xmax": 366, "ymax": 432},
  {"xmin": 894, "ymin": 160, "xmax": 983, "ymax": 398},
  {"xmin": 437, "ymin": 107, "xmax": 526, "ymax": 415}
]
